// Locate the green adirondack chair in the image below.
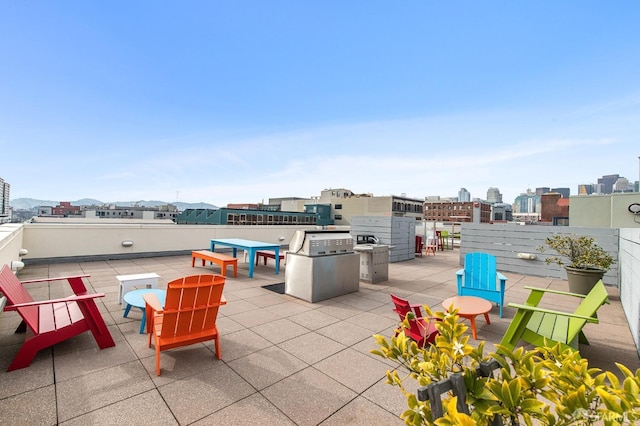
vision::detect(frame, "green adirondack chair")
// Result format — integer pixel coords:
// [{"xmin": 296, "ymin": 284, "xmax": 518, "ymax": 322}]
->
[{"xmin": 499, "ymin": 280, "xmax": 609, "ymax": 353}]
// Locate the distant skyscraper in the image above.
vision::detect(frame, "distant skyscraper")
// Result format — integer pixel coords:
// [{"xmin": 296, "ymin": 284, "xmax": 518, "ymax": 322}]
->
[
  {"xmin": 578, "ymin": 183, "xmax": 604, "ymax": 195},
  {"xmin": 577, "ymin": 184, "xmax": 592, "ymax": 195},
  {"xmin": 535, "ymin": 187, "xmax": 550, "ymax": 197},
  {"xmin": 458, "ymin": 188, "xmax": 471, "ymax": 202},
  {"xmin": 613, "ymin": 177, "xmax": 632, "ymax": 192},
  {"xmin": 551, "ymin": 187, "xmax": 570, "ymax": 198},
  {"xmin": 486, "ymin": 187, "xmax": 502, "ymax": 204},
  {"xmin": 597, "ymin": 174, "xmax": 619, "ymax": 194},
  {"xmin": 0, "ymin": 177, "xmax": 9, "ymax": 218},
  {"xmin": 513, "ymin": 189, "xmax": 540, "ymax": 213}
]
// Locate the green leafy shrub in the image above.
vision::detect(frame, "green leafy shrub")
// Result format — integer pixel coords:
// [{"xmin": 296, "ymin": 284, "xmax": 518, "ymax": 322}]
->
[
  {"xmin": 537, "ymin": 234, "xmax": 614, "ymax": 272},
  {"xmin": 372, "ymin": 307, "xmax": 640, "ymax": 425}
]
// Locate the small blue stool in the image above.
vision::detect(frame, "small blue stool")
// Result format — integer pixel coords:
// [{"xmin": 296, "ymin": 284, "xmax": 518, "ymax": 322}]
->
[{"xmin": 123, "ymin": 288, "xmax": 167, "ymax": 333}]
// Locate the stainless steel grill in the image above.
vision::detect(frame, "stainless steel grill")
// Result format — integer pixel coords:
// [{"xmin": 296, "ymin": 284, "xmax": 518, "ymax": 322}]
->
[
  {"xmin": 288, "ymin": 230, "xmax": 354, "ymax": 257},
  {"xmin": 285, "ymin": 229, "xmax": 359, "ymax": 302}
]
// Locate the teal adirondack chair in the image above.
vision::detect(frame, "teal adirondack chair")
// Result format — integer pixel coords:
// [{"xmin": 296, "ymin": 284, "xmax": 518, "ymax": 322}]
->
[
  {"xmin": 499, "ymin": 280, "xmax": 609, "ymax": 353},
  {"xmin": 456, "ymin": 252, "xmax": 507, "ymax": 317}
]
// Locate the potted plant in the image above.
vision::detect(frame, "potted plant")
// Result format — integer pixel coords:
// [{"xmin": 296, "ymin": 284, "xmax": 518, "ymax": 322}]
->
[
  {"xmin": 537, "ymin": 234, "xmax": 614, "ymax": 294},
  {"xmin": 372, "ymin": 307, "xmax": 640, "ymax": 424}
]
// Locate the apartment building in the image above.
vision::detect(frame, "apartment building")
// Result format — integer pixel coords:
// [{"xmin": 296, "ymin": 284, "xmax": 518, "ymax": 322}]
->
[
  {"xmin": 423, "ymin": 200, "xmax": 491, "ymax": 223},
  {"xmin": 0, "ymin": 177, "xmax": 9, "ymax": 223},
  {"xmin": 317, "ymin": 188, "xmax": 423, "ymax": 225}
]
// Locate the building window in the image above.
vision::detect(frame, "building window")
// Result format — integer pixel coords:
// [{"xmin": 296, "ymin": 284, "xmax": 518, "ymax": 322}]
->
[
  {"xmin": 335, "ymin": 204, "xmax": 342, "ymax": 209},
  {"xmin": 335, "ymin": 214, "xmax": 342, "ymax": 220}
]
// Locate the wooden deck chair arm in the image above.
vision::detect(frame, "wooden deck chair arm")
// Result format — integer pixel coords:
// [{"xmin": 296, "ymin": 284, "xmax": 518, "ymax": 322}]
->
[
  {"xmin": 409, "ymin": 303, "xmax": 423, "ymax": 317},
  {"xmin": 506, "ymin": 303, "xmax": 600, "ymax": 323},
  {"xmin": 143, "ymin": 293, "xmax": 163, "ymax": 313},
  {"xmin": 522, "ymin": 286, "xmax": 589, "ymax": 299},
  {"xmin": 497, "ymin": 272, "xmax": 507, "ymax": 282},
  {"xmin": 455, "ymin": 269, "xmax": 464, "ymax": 292},
  {"xmin": 4, "ymin": 293, "xmax": 105, "ymax": 310},
  {"xmin": 20, "ymin": 274, "xmax": 92, "ymax": 296},
  {"xmin": 20, "ymin": 274, "xmax": 91, "ymax": 284},
  {"xmin": 220, "ymin": 295, "xmax": 227, "ymax": 305}
]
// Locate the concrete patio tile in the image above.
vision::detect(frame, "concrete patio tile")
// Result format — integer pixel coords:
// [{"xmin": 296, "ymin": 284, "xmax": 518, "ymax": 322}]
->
[
  {"xmin": 407, "ymin": 292, "xmax": 448, "ymax": 311},
  {"xmin": 60, "ymin": 389, "xmax": 178, "ymax": 425},
  {"xmin": 120, "ymin": 322, "xmax": 158, "ymax": 359},
  {"xmin": 252, "ymin": 317, "xmax": 311, "ymax": 344},
  {"xmin": 216, "ymin": 315, "xmax": 247, "ymax": 334},
  {"xmin": 362, "ymin": 376, "xmax": 419, "ymax": 418},
  {"xmin": 343, "ymin": 310, "xmax": 399, "ymax": 333},
  {"xmin": 316, "ymin": 320, "xmax": 376, "ymax": 346},
  {"xmin": 314, "ymin": 348, "xmax": 391, "ymax": 393},
  {"xmin": 0, "ymin": 345, "xmax": 53, "ymax": 399},
  {"xmin": 332, "ymin": 293, "xmax": 386, "ymax": 311},
  {"xmin": 228, "ymin": 345, "xmax": 309, "ymax": 390},
  {"xmin": 315, "ymin": 301, "xmax": 365, "ymax": 320},
  {"xmin": 263, "ymin": 300, "xmax": 314, "ymax": 317},
  {"xmin": 350, "ymin": 332, "xmax": 399, "ymax": 367},
  {"xmin": 0, "ymin": 311, "xmax": 23, "ymax": 334},
  {"xmin": 218, "ymin": 299, "xmax": 261, "ymax": 316},
  {"xmin": 56, "ymin": 360, "xmax": 156, "ymax": 422},
  {"xmin": 226, "ymin": 308, "xmax": 283, "ymax": 328},
  {"xmin": 262, "ymin": 367, "xmax": 357, "ymax": 426},
  {"xmin": 52, "ymin": 323, "xmax": 124, "ymax": 356},
  {"xmin": 220, "ymin": 328, "xmax": 274, "ymax": 361},
  {"xmin": 140, "ymin": 344, "xmax": 221, "ymax": 383},
  {"xmin": 0, "ymin": 384, "xmax": 57, "ymax": 425},
  {"xmin": 246, "ymin": 292, "xmax": 290, "ymax": 307},
  {"xmin": 228, "ymin": 287, "xmax": 269, "ymax": 299},
  {"xmin": 320, "ymin": 395, "xmax": 403, "ymax": 425},
  {"xmin": 194, "ymin": 393, "xmax": 296, "ymax": 425},
  {"xmin": 287, "ymin": 308, "xmax": 341, "ymax": 330},
  {"xmin": 54, "ymin": 337, "xmax": 138, "ymax": 382},
  {"xmin": 220, "ymin": 290, "xmax": 242, "ymax": 302},
  {"xmin": 157, "ymin": 363, "xmax": 254, "ymax": 424},
  {"xmin": 279, "ymin": 332, "xmax": 347, "ymax": 365}
]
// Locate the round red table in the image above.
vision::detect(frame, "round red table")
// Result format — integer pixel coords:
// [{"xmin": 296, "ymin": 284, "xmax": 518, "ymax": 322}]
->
[{"xmin": 442, "ymin": 296, "xmax": 492, "ymax": 339}]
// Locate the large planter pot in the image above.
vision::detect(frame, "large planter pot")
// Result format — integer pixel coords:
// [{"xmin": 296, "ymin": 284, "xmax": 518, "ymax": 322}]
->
[{"xmin": 565, "ymin": 266, "xmax": 605, "ymax": 295}]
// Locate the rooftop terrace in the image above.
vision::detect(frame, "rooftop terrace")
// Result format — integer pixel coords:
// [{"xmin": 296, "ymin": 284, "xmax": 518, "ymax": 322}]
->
[{"xmin": 1, "ymin": 249, "xmax": 638, "ymax": 425}]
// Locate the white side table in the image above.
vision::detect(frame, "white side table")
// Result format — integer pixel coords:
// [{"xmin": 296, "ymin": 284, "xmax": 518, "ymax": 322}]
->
[{"xmin": 116, "ymin": 272, "xmax": 160, "ymax": 305}]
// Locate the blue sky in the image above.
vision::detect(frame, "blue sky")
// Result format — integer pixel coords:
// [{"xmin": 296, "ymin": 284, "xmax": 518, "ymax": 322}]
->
[{"xmin": 1, "ymin": 1, "xmax": 639, "ymax": 206}]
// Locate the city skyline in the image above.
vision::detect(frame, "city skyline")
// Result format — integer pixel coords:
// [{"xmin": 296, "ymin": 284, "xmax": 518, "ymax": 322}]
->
[
  {"xmin": 7, "ymin": 170, "xmax": 637, "ymax": 212},
  {"xmin": 1, "ymin": 2, "xmax": 639, "ymax": 206}
]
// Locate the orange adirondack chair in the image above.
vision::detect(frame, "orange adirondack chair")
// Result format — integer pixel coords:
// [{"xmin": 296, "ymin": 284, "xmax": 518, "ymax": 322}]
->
[
  {"xmin": 143, "ymin": 274, "xmax": 226, "ymax": 376},
  {"xmin": 0, "ymin": 264, "xmax": 115, "ymax": 371},
  {"xmin": 390, "ymin": 294, "xmax": 439, "ymax": 347}
]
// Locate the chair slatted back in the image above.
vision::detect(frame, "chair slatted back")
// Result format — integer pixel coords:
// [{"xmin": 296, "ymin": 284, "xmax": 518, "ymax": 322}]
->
[
  {"xmin": 160, "ymin": 274, "xmax": 225, "ymax": 339},
  {"xmin": 0, "ymin": 265, "xmax": 39, "ymax": 332},
  {"xmin": 390, "ymin": 294, "xmax": 420, "ymax": 319},
  {"xmin": 463, "ymin": 252, "xmax": 498, "ymax": 291},
  {"xmin": 568, "ymin": 280, "xmax": 608, "ymax": 339}
]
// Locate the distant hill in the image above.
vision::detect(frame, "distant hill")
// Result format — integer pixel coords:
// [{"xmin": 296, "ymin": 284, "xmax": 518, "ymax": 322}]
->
[{"xmin": 9, "ymin": 198, "xmax": 217, "ymax": 211}]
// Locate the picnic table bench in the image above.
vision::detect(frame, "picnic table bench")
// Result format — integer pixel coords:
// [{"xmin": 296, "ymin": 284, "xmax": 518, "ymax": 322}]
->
[
  {"xmin": 255, "ymin": 250, "xmax": 286, "ymax": 266},
  {"xmin": 191, "ymin": 250, "xmax": 238, "ymax": 277}
]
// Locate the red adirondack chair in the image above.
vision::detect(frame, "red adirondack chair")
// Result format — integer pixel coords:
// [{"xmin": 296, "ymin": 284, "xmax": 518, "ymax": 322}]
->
[
  {"xmin": 390, "ymin": 294, "xmax": 439, "ymax": 347},
  {"xmin": 415, "ymin": 235, "xmax": 424, "ymax": 257},
  {"xmin": 0, "ymin": 264, "xmax": 115, "ymax": 371}
]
